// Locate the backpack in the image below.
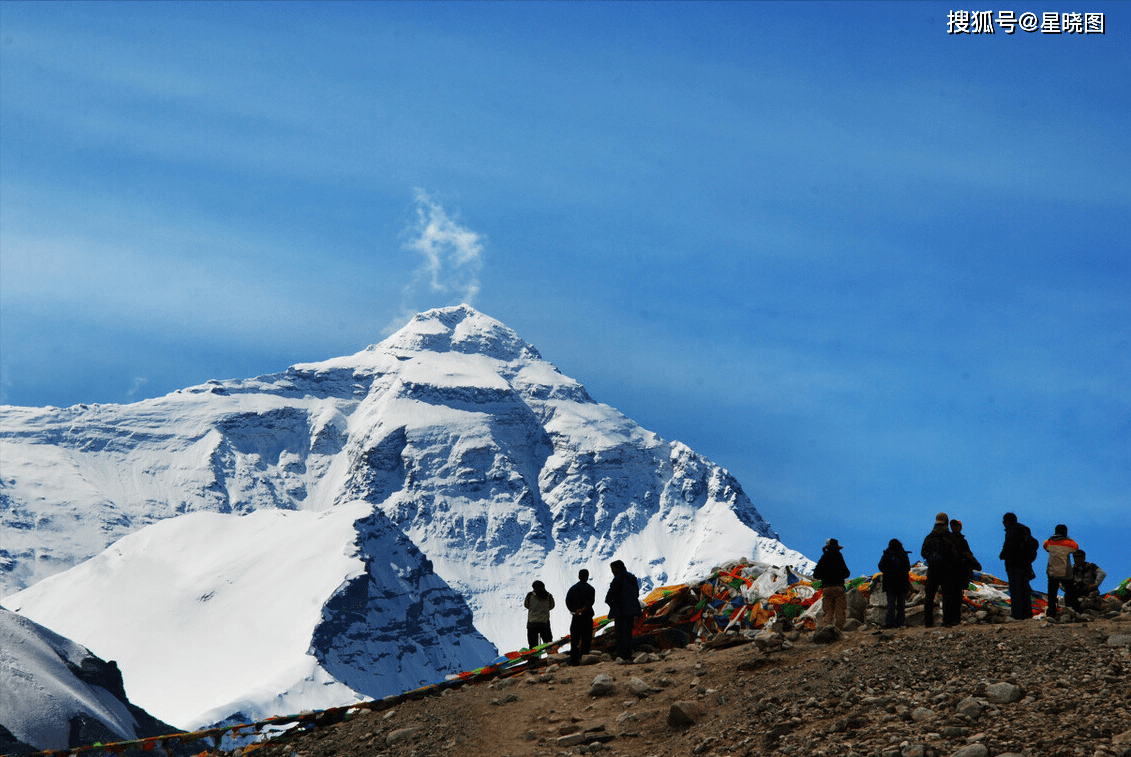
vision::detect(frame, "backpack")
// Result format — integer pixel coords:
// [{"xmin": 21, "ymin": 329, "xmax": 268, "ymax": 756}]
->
[
  {"xmin": 921, "ymin": 532, "xmax": 951, "ymax": 567},
  {"xmin": 922, "ymin": 542, "xmax": 942, "ymax": 566},
  {"xmin": 1023, "ymin": 528, "xmax": 1039, "ymax": 564}
]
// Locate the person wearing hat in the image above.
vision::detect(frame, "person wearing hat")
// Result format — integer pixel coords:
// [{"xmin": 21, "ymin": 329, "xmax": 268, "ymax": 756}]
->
[
  {"xmin": 812, "ymin": 538, "xmax": 851, "ymax": 630},
  {"xmin": 1043, "ymin": 524, "xmax": 1079, "ymax": 619},
  {"xmin": 921, "ymin": 512, "xmax": 962, "ymax": 627}
]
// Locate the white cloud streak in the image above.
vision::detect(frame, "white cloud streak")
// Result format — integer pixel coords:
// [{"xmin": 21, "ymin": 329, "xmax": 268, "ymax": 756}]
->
[
  {"xmin": 386, "ymin": 190, "xmax": 485, "ymax": 334},
  {"xmin": 126, "ymin": 377, "xmax": 149, "ymax": 399}
]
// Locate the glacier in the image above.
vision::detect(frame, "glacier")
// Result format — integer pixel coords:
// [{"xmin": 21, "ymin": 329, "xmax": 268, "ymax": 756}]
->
[{"xmin": 1, "ymin": 305, "xmax": 812, "ymax": 729}]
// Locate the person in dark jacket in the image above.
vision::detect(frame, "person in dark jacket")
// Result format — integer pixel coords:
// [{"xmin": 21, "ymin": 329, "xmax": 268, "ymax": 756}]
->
[
  {"xmin": 921, "ymin": 512, "xmax": 962, "ymax": 627},
  {"xmin": 605, "ymin": 560, "xmax": 642, "ymax": 661},
  {"xmin": 950, "ymin": 519, "xmax": 982, "ymax": 588},
  {"xmin": 1071, "ymin": 549, "xmax": 1107, "ymax": 612},
  {"xmin": 565, "ymin": 569, "xmax": 596, "ymax": 666},
  {"xmin": 878, "ymin": 539, "xmax": 912, "ymax": 629},
  {"xmin": 812, "ymin": 538, "xmax": 851, "ymax": 630},
  {"xmin": 999, "ymin": 512, "xmax": 1037, "ymax": 620}
]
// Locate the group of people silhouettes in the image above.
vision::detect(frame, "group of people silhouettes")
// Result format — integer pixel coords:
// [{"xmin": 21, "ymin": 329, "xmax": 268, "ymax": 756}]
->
[
  {"xmin": 815, "ymin": 512, "xmax": 1106, "ymax": 630},
  {"xmin": 522, "ymin": 559, "xmax": 642, "ymax": 665},
  {"xmin": 526, "ymin": 516, "xmax": 1107, "ymax": 655},
  {"xmin": 1000, "ymin": 513, "xmax": 1105, "ymax": 620}
]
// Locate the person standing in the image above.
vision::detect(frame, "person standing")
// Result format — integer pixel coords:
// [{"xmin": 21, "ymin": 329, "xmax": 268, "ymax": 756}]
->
[
  {"xmin": 920, "ymin": 513, "xmax": 962, "ymax": 627},
  {"xmin": 950, "ymin": 519, "xmax": 982, "ymax": 589},
  {"xmin": 1000, "ymin": 512, "xmax": 1038, "ymax": 620},
  {"xmin": 523, "ymin": 580, "xmax": 555, "ymax": 649},
  {"xmin": 605, "ymin": 560, "xmax": 642, "ymax": 661},
  {"xmin": 878, "ymin": 538, "xmax": 912, "ymax": 629},
  {"xmin": 812, "ymin": 538, "xmax": 851, "ymax": 630},
  {"xmin": 565, "ymin": 569, "xmax": 596, "ymax": 666},
  {"xmin": 1043, "ymin": 524, "xmax": 1080, "ymax": 619}
]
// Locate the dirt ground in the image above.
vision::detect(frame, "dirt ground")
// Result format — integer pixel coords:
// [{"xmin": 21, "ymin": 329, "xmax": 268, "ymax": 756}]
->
[{"xmin": 243, "ymin": 609, "xmax": 1131, "ymax": 757}]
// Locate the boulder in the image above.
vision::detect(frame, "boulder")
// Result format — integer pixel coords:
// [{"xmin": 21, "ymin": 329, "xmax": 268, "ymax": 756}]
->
[
  {"xmin": 955, "ymin": 697, "xmax": 984, "ymax": 718},
  {"xmin": 866, "ymin": 607, "xmax": 889, "ymax": 626},
  {"xmin": 869, "ymin": 576, "xmax": 887, "ymax": 605},
  {"xmin": 668, "ymin": 700, "xmax": 706, "ymax": 727},
  {"xmin": 588, "ymin": 674, "xmax": 616, "ymax": 697},
  {"xmin": 626, "ymin": 677, "xmax": 655, "ymax": 697},
  {"xmin": 385, "ymin": 727, "xmax": 419, "ymax": 747},
  {"xmin": 813, "ymin": 625, "xmax": 843, "ymax": 644},
  {"xmin": 557, "ymin": 733, "xmax": 585, "ymax": 747},
  {"xmin": 986, "ymin": 682, "xmax": 1023, "ymax": 704},
  {"xmin": 847, "ymin": 587, "xmax": 867, "ymax": 621},
  {"xmin": 949, "ymin": 745, "xmax": 989, "ymax": 757},
  {"xmin": 754, "ymin": 630, "xmax": 784, "ymax": 650},
  {"xmin": 910, "ymin": 707, "xmax": 935, "ymax": 723}
]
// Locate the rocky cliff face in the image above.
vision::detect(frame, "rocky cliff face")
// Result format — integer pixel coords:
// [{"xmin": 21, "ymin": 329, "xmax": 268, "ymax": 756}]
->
[
  {"xmin": 0, "ymin": 608, "xmax": 182, "ymax": 753},
  {"xmin": 1, "ymin": 305, "xmax": 811, "ymax": 727}
]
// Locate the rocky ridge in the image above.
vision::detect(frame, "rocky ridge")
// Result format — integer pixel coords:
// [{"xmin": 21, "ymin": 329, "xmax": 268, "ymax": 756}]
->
[{"xmin": 246, "ymin": 607, "xmax": 1131, "ymax": 757}]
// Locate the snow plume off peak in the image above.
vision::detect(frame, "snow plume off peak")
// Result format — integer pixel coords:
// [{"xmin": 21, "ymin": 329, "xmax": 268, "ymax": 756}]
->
[{"xmin": 403, "ymin": 188, "xmax": 484, "ymax": 305}]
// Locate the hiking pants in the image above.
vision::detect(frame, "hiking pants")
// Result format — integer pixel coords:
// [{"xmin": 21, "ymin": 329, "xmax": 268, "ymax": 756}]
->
[
  {"xmin": 884, "ymin": 591, "xmax": 906, "ymax": 628},
  {"xmin": 1006, "ymin": 569, "xmax": 1033, "ymax": 619},
  {"xmin": 569, "ymin": 613, "xmax": 593, "ymax": 664},
  {"xmin": 941, "ymin": 579, "xmax": 964, "ymax": 626},
  {"xmin": 924, "ymin": 567, "xmax": 943, "ymax": 627},
  {"xmin": 1046, "ymin": 576, "xmax": 1079, "ymax": 617},
  {"xmin": 613, "ymin": 617, "xmax": 635, "ymax": 660},
  {"xmin": 527, "ymin": 622, "xmax": 552, "ymax": 649},
  {"xmin": 821, "ymin": 585, "xmax": 846, "ymax": 630}
]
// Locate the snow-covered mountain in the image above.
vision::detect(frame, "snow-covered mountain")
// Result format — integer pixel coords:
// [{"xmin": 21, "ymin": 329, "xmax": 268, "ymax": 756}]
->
[
  {"xmin": 2, "ymin": 501, "xmax": 497, "ymax": 731},
  {"xmin": 0, "ymin": 607, "xmax": 180, "ymax": 753},
  {"xmin": 1, "ymin": 305, "xmax": 811, "ymax": 729}
]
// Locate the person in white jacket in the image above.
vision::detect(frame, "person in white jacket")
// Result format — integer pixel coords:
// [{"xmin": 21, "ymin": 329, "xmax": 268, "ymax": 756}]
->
[{"xmin": 523, "ymin": 580, "xmax": 555, "ymax": 649}]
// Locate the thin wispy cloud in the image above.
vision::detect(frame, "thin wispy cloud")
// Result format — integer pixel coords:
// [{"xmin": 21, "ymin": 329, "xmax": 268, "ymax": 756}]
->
[
  {"xmin": 385, "ymin": 189, "xmax": 485, "ymax": 334},
  {"xmin": 126, "ymin": 377, "xmax": 149, "ymax": 399}
]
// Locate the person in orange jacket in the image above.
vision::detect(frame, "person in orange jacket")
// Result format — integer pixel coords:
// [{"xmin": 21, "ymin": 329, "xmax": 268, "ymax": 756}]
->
[{"xmin": 1042, "ymin": 524, "xmax": 1079, "ymax": 619}]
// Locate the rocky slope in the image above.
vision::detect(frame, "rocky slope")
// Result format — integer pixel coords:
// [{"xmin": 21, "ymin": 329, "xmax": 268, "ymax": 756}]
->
[{"xmin": 246, "ymin": 609, "xmax": 1131, "ymax": 757}]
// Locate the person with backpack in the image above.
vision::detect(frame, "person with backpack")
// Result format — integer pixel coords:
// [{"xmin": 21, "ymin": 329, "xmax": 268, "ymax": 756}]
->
[
  {"xmin": 1000, "ymin": 512, "xmax": 1038, "ymax": 620},
  {"xmin": 605, "ymin": 560, "xmax": 642, "ymax": 661},
  {"xmin": 921, "ymin": 512, "xmax": 962, "ymax": 627},
  {"xmin": 1043, "ymin": 524, "xmax": 1080, "ymax": 619},
  {"xmin": 878, "ymin": 538, "xmax": 912, "ymax": 629},
  {"xmin": 950, "ymin": 519, "xmax": 982, "ymax": 588},
  {"xmin": 812, "ymin": 538, "xmax": 851, "ymax": 630}
]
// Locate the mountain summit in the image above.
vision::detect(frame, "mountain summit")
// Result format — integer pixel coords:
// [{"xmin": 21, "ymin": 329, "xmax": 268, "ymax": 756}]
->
[{"xmin": 1, "ymin": 305, "xmax": 811, "ymax": 729}]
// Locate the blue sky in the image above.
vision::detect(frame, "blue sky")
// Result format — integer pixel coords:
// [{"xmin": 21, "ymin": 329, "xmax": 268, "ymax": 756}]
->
[{"xmin": 2, "ymin": 2, "xmax": 1128, "ymax": 590}]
